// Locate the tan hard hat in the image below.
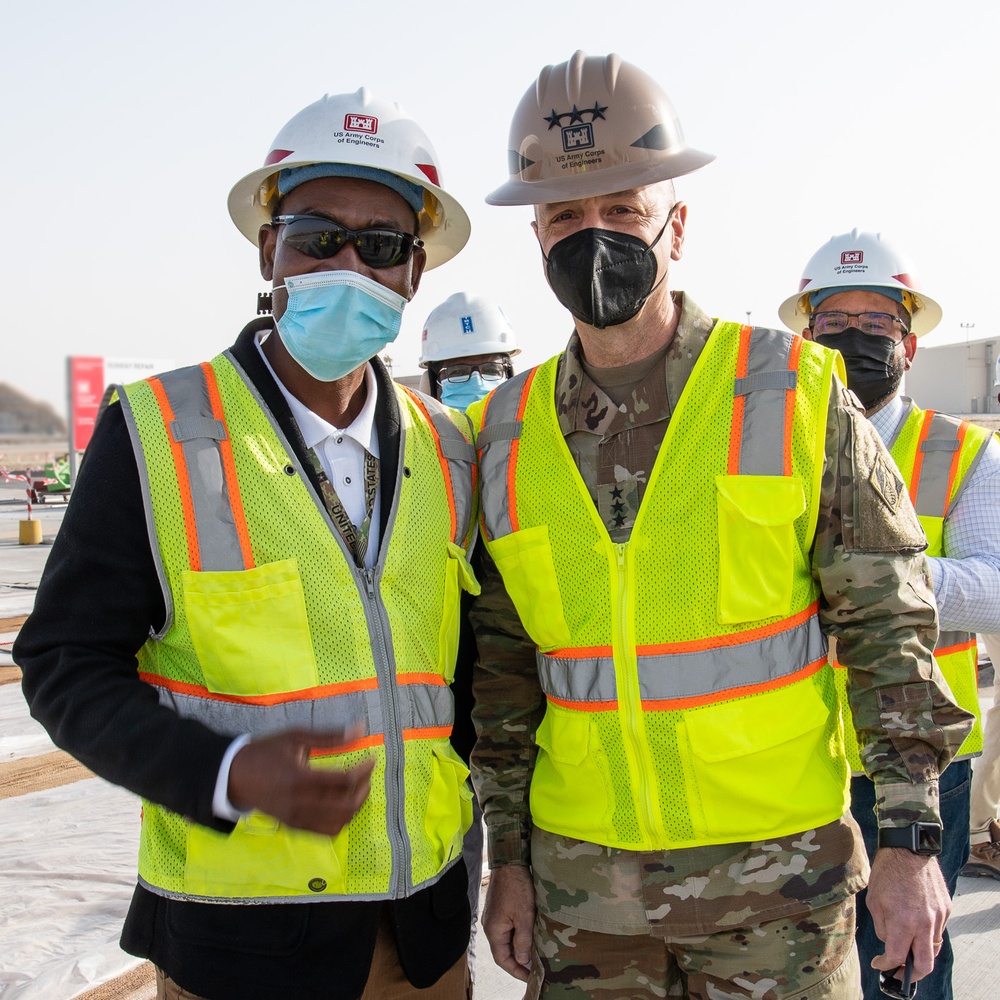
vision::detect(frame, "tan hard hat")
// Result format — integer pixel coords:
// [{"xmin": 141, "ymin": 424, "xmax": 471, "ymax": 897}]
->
[{"xmin": 487, "ymin": 51, "xmax": 715, "ymax": 207}]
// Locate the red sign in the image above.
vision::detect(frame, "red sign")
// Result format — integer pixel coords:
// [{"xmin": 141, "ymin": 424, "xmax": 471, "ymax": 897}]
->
[{"xmin": 69, "ymin": 357, "xmax": 105, "ymax": 451}]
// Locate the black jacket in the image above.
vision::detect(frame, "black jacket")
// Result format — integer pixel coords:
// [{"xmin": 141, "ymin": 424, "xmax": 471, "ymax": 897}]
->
[{"xmin": 16, "ymin": 321, "xmax": 472, "ymax": 1000}]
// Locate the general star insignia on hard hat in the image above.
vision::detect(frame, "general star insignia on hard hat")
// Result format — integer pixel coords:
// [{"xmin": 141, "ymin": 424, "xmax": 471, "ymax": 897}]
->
[{"xmin": 870, "ymin": 455, "xmax": 904, "ymax": 513}]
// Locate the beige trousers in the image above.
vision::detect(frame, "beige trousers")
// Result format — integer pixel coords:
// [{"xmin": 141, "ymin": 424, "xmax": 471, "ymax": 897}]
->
[{"xmin": 971, "ymin": 633, "xmax": 1000, "ymax": 837}]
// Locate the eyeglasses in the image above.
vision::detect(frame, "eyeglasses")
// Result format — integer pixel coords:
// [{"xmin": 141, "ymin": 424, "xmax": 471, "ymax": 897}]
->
[
  {"xmin": 273, "ymin": 214, "xmax": 424, "ymax": 269},
  {"xmin": 436, "ymin": 361, "xmax": 509, "ymax": 384},
  {"xmin": 810, "ymin": 311, "xmax": 910, "ymax": 339}
]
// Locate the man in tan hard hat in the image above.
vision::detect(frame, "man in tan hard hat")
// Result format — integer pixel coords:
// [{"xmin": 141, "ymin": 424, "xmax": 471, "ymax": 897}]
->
[
  {"xmin": 780, "ymin": 231, "xmax": 1000, "ymax": 1000},
  {"xmin": 17, "ymin": 90, "xmax": 480, "ymax": 1000},
  {"xmin": 467, "ymin": 52, "xmax": 973, "ymax": 999}
]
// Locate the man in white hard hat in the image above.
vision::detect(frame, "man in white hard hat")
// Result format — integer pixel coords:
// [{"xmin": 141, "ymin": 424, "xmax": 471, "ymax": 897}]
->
[
  {"xmin": 415, "ymin": 289, "xmax": 519, "ymax": 987},
  {"xmin": 780, "ymin": 231, "xmax": 1000, "ymax": 999},
  {"xmin": 17, "ymin": 90, "xmax": 480, "ymax": 1000},
  {"xmin": 419, "ymin": 292, "xmax": 520, "ymax": 409},
  {"xmin": 467, "ymin": 52, "xmax": 973, "ymax": 999}
]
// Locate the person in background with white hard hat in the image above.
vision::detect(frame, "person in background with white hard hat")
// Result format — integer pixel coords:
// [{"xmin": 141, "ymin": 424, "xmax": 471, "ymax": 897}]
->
[
  {"xmin": 415, "ymin": 290, "xmax": 519, "ymax": 989},
  {"xmin": 16, "ymin": 90, "xmax": 480, "ymax": 1000},
  {"xmin": 468, "ymin": 52, "xmax": 972, "ymax": 999},
  {"xmin": 418, "ymin": 292, "xmax": 520, "ymax": 409},
  {"xmin": 780, "ymin": 229, "xmax": 1000, "ymax": 1000}
]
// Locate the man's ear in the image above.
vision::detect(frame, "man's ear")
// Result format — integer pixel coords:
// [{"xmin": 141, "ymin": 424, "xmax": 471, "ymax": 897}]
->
[
  {"xmin": 801, "ymin": 326, "xmax": 814, "ymax": 342},
  {"xmin": 669, "ymin": 201, "xmax": 688, "ymax": 261},
  {"xmin": 902, "ymin": 332, "xmax": 917, "ymax": 369},
  {"xmin": 259, "ymin": 224, "xmax": 277, "ymax": 282},
  {"xmin": 406, "ymin": 246, "xmax": 427, "ymax": 300}
]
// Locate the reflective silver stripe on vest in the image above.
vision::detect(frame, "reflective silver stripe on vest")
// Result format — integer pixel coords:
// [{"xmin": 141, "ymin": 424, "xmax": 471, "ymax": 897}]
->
[
  {"xmin": 912, "ymin": 410, "xmax": 991, "ymax": 519},
  {"xmin": 734, "ymin": 327, "xmax": 798, "ymax": 477},
  {"xmin": 937, "ymin": 629, "xmax": 974, "ymax": 653},
  {"xmin": 476, "ymin": 368, "xmax": 535, "ymax": 541},
  {"xmin": 412, "ymin": 393, "xmax": 477, "ymax": 545},
  {"xmin": 156, "ymin": 365, "xmax": 249, "ymax": 572},
  {"xmin": 154, "ymin": 679, "xmax": 453, "ymax": 738},
  {"xmin": 537, "ymin": 611, "xmax": 827, "ymax": 704}
]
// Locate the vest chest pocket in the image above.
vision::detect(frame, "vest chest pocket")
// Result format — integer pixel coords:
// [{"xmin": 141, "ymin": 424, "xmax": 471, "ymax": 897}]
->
[
  {"xmin": 183, "ymin": 559, "xmax": 319, "ymax": 696},
  {"xmin": 715, "ymin": 475, "xmax": 806, "ymax": 624},
  {"xmin": 488, "ymin": 525, "xmax": 572, "ymax": 651}
]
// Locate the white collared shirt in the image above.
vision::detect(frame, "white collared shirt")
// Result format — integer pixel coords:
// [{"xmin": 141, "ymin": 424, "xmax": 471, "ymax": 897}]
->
[{"xmin": 256, "ymin": 334, "xmax": 382, "ymax": 568}]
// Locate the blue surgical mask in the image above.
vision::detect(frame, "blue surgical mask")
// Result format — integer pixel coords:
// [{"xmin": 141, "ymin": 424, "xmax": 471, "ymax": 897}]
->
[
  {"xmin": 275, "ymin": 270, "xmax": 406, "ymax": 382},
  {"xmin": 439, "ymin": 372, "xmax": 504, "ymax": 410}
]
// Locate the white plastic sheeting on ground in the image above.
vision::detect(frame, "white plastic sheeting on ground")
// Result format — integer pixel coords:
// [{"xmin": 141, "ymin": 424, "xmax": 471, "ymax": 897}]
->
[
  {"xmin": 0, "ymin": 671, "xmax": 146, "ymax": 1000},
  {"xmin": 0, "ymin": 682, "xmax": 53, "ymax": 762},
  {"xmin": 0, "ymin": 778, "xmax": 145, "ymax": 999}
]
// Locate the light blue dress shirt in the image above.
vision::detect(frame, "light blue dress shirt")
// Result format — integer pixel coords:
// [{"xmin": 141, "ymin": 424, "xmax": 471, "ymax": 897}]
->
[{"xmin": 871, "ymin": 395, "xmax": 1000, "ymax": 633}]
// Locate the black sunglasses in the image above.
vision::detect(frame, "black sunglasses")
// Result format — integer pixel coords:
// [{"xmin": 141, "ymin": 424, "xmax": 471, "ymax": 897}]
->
[{"xmin": 273, "ymin": 214, "xmax": 424, "ymax": 269}]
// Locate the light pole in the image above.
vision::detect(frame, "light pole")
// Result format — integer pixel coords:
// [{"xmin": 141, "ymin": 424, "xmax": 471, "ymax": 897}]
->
[
  {"xmin": 746, "ymin": 310, "xmax": 752, "ymax": 327},
  {"xmin": 960, "ymin": 323, "xmax": 977, "ymax": 412}
]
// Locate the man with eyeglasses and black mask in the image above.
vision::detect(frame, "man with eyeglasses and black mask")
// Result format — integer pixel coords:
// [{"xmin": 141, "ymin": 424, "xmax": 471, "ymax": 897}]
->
[
  {"xmin": 780, "ymin": 230, "xmax": 1000, "ymax": 1000},
  {"xmin": 466, "ymin": 52, "xmax": 973, "ymax": 1000},
  {"xmin": 16, "ymin": 91, "xmax": 482, "ymax": 1000}
]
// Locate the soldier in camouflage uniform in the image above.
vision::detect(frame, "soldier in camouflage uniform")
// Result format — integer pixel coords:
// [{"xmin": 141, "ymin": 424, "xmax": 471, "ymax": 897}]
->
[{"xmin": 468, "ymin": 52, "xmax": 973, "ymax": 999}]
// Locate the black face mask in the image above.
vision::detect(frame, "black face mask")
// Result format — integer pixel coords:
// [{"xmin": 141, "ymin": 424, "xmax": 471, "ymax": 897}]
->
[
  {"xmin": 815, "ymin": 328, "xmax": 905, "ymax": 410},
  {"xmin": 543, "ymin": 215, "xmax": 671, "ymax": 329}
]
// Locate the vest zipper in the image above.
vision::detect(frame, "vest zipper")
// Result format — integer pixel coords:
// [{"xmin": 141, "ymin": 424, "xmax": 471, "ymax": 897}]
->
[
  {"xmin": 612, "ymin": 542, "xmax": 667, "ymax": 844},
  {"xmin": 363, "ymin": 567, "xmax": 411, "ymax": 896}
]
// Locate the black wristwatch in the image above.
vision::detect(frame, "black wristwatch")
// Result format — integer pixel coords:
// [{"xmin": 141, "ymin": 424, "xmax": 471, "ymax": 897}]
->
[{"xmin": 877, "ymin": 822, "xmax": 943, "ymax": 856}]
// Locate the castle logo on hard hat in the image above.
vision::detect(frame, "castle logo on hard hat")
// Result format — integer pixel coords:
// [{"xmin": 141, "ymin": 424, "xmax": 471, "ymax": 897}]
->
[
  {"xmin": 345, "ymin": 114, "xmax": 378, "ymax": 134},
  {"xmin": 545, "ymin": 103, "xmax": 608, "ymax": 154},
  {"xmin": 842, "ymin": 250, "xmax": 863, "ymax": 264}
]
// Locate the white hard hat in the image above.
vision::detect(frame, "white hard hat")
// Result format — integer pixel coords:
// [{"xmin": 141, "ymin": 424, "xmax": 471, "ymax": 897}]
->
[
  {"xmin": 778, "ymin": 229, "xmax": 942, "ymax": 338},
  {"xmin": 419, "ymin": 292, "xmax": 521, "ymax": 367},
  {"xmin": 228, "ymin": 89, "xmax": 471, "ymax": 270},
  {"xmin": 487, "ymin": 51, "xmax": 714, "ymax": 206}
]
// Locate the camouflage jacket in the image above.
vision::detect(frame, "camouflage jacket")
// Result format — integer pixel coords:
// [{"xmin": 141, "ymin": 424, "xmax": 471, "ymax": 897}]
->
[{"xmin": 470, "ymin": 294, "xmax": 974, "ymax": 934}]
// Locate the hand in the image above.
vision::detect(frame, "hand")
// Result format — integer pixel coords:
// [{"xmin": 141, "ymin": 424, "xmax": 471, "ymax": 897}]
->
[
  {"xmin": 866, "ymin": 848, "xmax": 950, "ymax": 982},
  {"xmin": 227, "ymin": 727, "xmax": 375, "ymax": 836},
  {"xmin": 482, "ymin": 863, "xmax": 536, "ymax": 982}
]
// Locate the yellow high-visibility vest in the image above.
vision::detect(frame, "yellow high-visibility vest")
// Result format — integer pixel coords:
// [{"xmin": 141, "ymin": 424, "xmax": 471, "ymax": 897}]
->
[
  {"xmin": 834, "ymin": 402, "xmax": 989, "ymax": 768},
  {"xmin": 472, "ymin": 323, "xmax": 850, "ymax": 849},
  {"xmin": 118, "ymin": 353, "xmax": 479, "ymax": 902}
]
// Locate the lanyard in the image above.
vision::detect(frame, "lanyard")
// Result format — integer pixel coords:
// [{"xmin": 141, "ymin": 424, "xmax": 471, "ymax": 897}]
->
[{"xmin": 307, "ymin": 445, "xmax": 379, "ymax": 566}]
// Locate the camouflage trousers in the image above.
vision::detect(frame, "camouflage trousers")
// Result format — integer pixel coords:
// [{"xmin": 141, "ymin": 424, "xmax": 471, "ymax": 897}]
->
[{"xmin": 523, "ymin": 900, "xmax": 861, "ymax": 999}]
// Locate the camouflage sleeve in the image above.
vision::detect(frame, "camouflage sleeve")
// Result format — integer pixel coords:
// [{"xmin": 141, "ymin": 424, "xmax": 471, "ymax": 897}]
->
[
  {"xmin": 469, "ymin": 543, "xmax": 546, "ymax": 867},
  {"xmin": 813, "ymin": 379, "xmax": 975, "ymax": 828}
]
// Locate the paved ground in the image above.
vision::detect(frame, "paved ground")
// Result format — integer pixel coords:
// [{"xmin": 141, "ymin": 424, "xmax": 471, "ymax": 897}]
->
[{"xmin": 1, "ymin": 480, "xmax": 996, "ymax": 999}]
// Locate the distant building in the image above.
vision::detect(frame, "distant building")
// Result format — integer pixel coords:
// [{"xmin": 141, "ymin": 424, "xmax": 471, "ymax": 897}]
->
[
  {"xmin": 905, "ymin": 334, "xmax": 999, "ymax": 416},
  {"xmin": 0, "ymin": 383, "xmax": 67, "ymax": 436}
]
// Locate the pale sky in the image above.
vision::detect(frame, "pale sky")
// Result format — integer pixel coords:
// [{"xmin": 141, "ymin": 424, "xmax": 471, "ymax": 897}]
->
[{"xmin": 3, "ymin": 0, "xmax": 997, "ymax": 416}]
